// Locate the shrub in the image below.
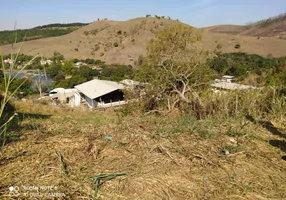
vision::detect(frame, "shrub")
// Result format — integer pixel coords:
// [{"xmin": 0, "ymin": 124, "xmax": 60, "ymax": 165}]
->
[
  {"xmin": 113, "ymin": 42, "xmax": 119, "ymax": 47},
  {"xmin": 74, "ymin": 48, "xmax": 79, "ymax": 51},
  {"xmin": 100, "ymin": 52, "xmax": 105, "ymax": 56},
  {"xmin": 216, "ymin": 43, "xmax": 222, "ymax": 49},
  {"xmin": 234, "ymin": 44, "xmax": 241, "ymax": 49},
  {"xmin": 117, "ymin": 30, "xmax": 122, "ymax": 35}
]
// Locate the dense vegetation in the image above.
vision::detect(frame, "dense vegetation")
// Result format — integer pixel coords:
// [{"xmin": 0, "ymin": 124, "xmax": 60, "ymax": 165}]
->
[
  {"xmin": 0, "ymin": 28, "xmax": 77, "ymax": 45},
  {"xmin": 99, "ymin": 64, "xmax": 134, "ymax": 81},
  {"xmin": 207, "ymin": 52, "xmax": 286, "ymax": 86},
  {"xmin": 34, "ymin": 22, "xmax": 89, "ymax": 29}
]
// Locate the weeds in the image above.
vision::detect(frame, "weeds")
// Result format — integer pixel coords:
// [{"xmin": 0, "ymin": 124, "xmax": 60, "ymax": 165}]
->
[
  {"xmin": 56, "ymin": 151, "xmax": 69, "ymax": 175},
  {"xmin": 88, "ymin": 172, "xmax": 127, "ymax": 198},
  {"xmin": 0, "ymin": 41, "xmax": 38, "ymax": 149}
]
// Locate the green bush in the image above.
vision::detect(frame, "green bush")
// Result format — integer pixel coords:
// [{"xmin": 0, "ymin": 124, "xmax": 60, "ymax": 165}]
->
[
  {"xmin": 113, "ymin": 42, "xmax": 119, "ymax": 47},
  {"xmin": 234, "ymin": 43, "xmax": 241, "ymax": 49}
]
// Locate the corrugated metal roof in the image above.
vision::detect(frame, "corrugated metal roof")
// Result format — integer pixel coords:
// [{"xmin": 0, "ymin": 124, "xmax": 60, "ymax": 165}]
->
[{"xmin": 75, "ymin": 79, "xmax": 124, "ymax": 99}]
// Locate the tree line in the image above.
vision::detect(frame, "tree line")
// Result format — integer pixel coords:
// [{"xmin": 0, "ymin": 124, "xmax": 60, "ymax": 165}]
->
[
  {"xmin": 0, "ymin": 28, "xmax": 77, "ymax": 45},
  {"xmin": 33, "ymin": 22, "xmax": 89, "ymax": 29}
]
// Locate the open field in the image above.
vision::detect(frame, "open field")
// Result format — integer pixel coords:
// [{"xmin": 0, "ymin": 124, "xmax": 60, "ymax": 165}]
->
[
  {"xmin": 0, "ymin": 100, "xmax": 285, "ymax": 199},
  {"xmin": 1, "ymin": 17, "xmax": 286, "ymax": 65}
]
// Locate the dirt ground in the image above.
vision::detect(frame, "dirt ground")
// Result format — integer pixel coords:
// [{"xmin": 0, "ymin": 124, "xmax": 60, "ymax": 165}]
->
[{"xmin": 0, "ymin": 101, "xmax": 285, "ymax": 199}]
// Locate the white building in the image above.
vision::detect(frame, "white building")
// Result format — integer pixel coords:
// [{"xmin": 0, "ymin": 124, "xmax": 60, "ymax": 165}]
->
[
  {"xmin": 211, "ymin": 75, "xmax": 256, "ymax": 91},
  {"xmin": 4, "ymin": 58, "xmax": 13, "ymax": 64},
  {"xmin": 49, "ymin": 88, "xmax": 81, "ymax": 107},
  {"xmin": 40, "ymin": 60, "xmax": 53, "ymax": 66},
  {"xmin": 75, "ymin": 79, "xmax": 125, "ymax": 108}
]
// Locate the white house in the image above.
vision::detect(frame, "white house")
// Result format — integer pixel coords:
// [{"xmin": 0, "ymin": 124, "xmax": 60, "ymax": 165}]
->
[
  {"xmin": 74, "ymin": 62, "xmax": 88, "ymax": 68},
  {"xmin": 75, "ymin": 79, "xmax": 125, "ymax": 108},
  {"xmin": 49, "ymin": 88, "xmax": 81, "ymax": 107},
  {"xmin": 4, "ymin": 58, "xmax": 13, "ymax": 64},
  {"xmin": 211, "ymin": 75, "xmax": 256, "ymax": 91},
  {"xmin": 40, "ymin": 59, "xmax": 53, "ymax": 66}
]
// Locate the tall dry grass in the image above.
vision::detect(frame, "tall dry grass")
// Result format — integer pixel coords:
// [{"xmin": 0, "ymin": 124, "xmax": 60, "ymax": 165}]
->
[{"xmin": 0, "ymin": 43, "xmax": 38, "ymax": 149}]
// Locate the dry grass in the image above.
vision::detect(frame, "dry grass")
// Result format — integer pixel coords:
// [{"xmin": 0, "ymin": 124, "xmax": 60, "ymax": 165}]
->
[
  {"xmin": 1, "ymin": 17, "xmax": 286, "ymax": 65},
  {"xmin": 203, "ymin": 13, "xmax": 286, "ymax": 39},
  {"xmin": 0, "ymin": 100, "xmax": 285, "ymax": 199}
]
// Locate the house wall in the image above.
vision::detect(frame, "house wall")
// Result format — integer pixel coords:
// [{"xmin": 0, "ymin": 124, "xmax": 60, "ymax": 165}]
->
[{"xmin": 84, "ymin": 95, "xmax": 98, "ymax": 108}]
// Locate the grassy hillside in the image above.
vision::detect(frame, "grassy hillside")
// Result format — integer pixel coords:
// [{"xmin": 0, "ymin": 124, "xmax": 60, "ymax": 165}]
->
[
  {"xmin": 204, "ymin": 13, "xmax": 286, "ymax": 39},
  {"xmin": 0, "ymin": 23, "xmax": 89, "ymax": 45},
  {"xmin": 0, "ymin": 101, "xmax": 285, "ymax": 199},
  {"xmin": 1, "ymin": 17, "xmax": 286, "ymax": 65}
]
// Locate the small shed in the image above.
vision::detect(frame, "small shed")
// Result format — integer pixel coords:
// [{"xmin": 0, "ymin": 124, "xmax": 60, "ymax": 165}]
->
[{"xmin": 75, "ymin": 79, "xmax": 125, "ymax": 108}]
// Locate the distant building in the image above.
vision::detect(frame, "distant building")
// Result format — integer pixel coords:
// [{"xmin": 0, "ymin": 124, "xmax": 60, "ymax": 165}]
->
[
  {"xmin": 49, "ymin": 88, "xmax": 81, "ymax": 107},
  {"xmin": 221, "ymin": 75, "xmax": 234, "ymax": 83},
  {"xmin": 74, "ymin": 62, "xmax": 88, "ymax": 68},
  {"xmin": 211, "ymin": 75, "xmax": 255, "ymax": 91},
  {"xmin": 4, "ymin": 58, "xmax": 13, "ymax": 64},
  {"xmin": 75, "ymin": 79, "xmax": 125, "ymax": 108},
  {"xmin": 120, "ymin": 79, "xmax": 148, "ymax": 89},
  {"xmin": 90, "ymin": 66, "xmax": 102, "ymax": 71},
  {"xmin": 40, "ymin": 60, "xmax": 53, "ymax": 65}
]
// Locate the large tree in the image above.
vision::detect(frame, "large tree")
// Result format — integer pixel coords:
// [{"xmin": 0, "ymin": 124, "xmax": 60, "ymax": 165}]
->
[{"xmin": 135, "ymin": 24, "xmax": 214, "ymax": 112}]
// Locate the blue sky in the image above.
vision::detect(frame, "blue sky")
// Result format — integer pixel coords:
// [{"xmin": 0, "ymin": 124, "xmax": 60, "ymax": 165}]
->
[{"xmin": 0, "ymin": 0, "xmax": 285, "ymax": 30}]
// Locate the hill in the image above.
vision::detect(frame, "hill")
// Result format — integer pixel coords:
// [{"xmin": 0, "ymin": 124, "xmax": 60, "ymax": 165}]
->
[
  {"xmin": 203, "ymin": 13, "xmax": 286, "ymax": 39},
  {"xmin": 1, "ymin": 17, "xmax": 286, "ymax": 65},
  {"xmin": 0, "ymin": 23, "xmax": 89, "ymax": 45}
]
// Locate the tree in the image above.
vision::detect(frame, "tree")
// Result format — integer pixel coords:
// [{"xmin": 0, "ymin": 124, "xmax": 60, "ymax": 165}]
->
[
  {"xmin": 53, "ymin": 72, "xmax": 65, "ymax": 84},
  {"xmin": 62, "ymin": 61, "xmax": 74, "ymax": 76},
  {"xmin": 56, "ymin": 75, "xmax": 86, "ymax": 88},
  {"xmin": 52, "ymin": 51, "xmax": 64, "ymax": 62},
  {"xmin": 8, "ymin": 78, "xmax": 33, "ymax": 96},
  {"xmin": 135, "ymin": 24, "xmax": 213, "ymax": 112},
  {"xmin": 100, "ymin": 64, "xmax": 133, "ymax": 81},
  {"xmin": 77, "ymin": 66, "xmax": 99, "ymax": 80},
  {"xmin": 47, "ymin": 63, "xmax": 62, "ymax": 78}
]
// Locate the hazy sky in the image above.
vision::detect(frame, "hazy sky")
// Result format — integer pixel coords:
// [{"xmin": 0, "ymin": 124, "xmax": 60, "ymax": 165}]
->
[{"xmin": 0, "ymin": 0, "xmax": 285, "ymax": 30}]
